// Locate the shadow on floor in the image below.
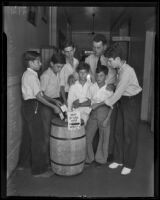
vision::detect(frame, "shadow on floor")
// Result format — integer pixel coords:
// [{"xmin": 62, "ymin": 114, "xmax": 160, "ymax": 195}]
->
[{"xmin": 7, "ymin": 122, "xmax": 154, "ymax": 197}]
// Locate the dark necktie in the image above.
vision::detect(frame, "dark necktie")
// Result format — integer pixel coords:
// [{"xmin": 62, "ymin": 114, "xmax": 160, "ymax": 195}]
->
[{"xmin": 97, "ymin": 56, "xmax": 101, "ymax": 68}]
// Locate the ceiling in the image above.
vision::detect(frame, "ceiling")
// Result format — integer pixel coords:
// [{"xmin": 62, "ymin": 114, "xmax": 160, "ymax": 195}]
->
[
  {"xmin": 64, "ymin": 7, "xmax": 126, "ymax": 32},
  {"xmin": 59, "ymin": 7, "xmax": 156, "ymax": 32}
]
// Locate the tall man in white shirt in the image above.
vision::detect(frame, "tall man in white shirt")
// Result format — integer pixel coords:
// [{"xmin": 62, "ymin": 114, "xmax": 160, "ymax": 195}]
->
[
  {"xmin": 85, "ymin": 34, "xmax": 116, "ymax": 85},
  {"xmin": 67, "ymin": 62, "xmax": 92, "ymax": 125},
  {"xmin": 40, "ymin": 53, "xmax": 65, "ymax": 167},
  {"xmin": 60, "ymin": 41, "xmax": 79, "ymax": 106},
  {"xmin": 104, "ymin": 43, "xmax": 142, "ymax": 175}
]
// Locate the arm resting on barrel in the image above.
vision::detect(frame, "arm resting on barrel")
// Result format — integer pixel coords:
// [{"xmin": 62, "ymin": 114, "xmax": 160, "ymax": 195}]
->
[
  {"xmin": 43, "ymin": 93, "xmax": 62, "ymax": 107},
  {"xmin": 36, "ymin": 92, "xmax": 61, "ymax": 114}
]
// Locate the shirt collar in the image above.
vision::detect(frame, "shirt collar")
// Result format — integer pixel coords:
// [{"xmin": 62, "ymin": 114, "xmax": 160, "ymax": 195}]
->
[
  {"xmin": 95, "ymin": 82, "xmax": 106, "ymax": 89},
  {"xmin": 77, "ymin": 80, "xmax": 88, "ymax": 87},
  {"xmin": 118, "ymin": 61, "xmax": 126, "ymax": 73},
  {"xmin": 27, "ymin": 68, "xmax": 38, "ymax": 76},
  {"xmin": 49, "ymin": 67, "xmax": 58, "ymax": 76}
]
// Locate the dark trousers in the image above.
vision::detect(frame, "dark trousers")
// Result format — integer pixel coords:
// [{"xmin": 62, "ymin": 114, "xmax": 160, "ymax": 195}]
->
[
  {"xmin": 110, "ymin": 93, "xmax": 141, "ymax": 169},
  {"xmin": 40, "ymin": 99, "xmax": 61, "ymax": 167},
  {"xmin": 18, "ymin": 100, "xmax": 48, "ymax": 175}
]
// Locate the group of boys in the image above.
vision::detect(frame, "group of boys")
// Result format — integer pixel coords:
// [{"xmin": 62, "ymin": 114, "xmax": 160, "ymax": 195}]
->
[{"xmin": 18, "ymin": 34, "xmax": 142, "ymax": 178}]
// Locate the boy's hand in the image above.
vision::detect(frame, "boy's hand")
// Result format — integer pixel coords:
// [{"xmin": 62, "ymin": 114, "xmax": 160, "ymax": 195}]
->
[
  {"xmin": 106, "ymin": 84, "xmax": 115, "ymax": 91},
  {"xmin": 53, "ymin": 106, "xmax": 61, "ymax": 114},
  {"xmin": 55, "ymin": 100, "xmax": 63, "ymax": 107},
  {"xmin": 73, "ymin": 99, "xmax": 80, "ymax": 108}
]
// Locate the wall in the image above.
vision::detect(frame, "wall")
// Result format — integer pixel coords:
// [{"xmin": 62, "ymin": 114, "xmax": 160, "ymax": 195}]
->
[
  {"xmin": 129, "ymin": 8, "xmax": 156, "ymax": 126},
  {"xmin": 110, "ymin": 7, "xmax": 156, "ymax": 124},
  {"xmin": 5, "ymin": 6, "xmax": 50, "ymax": 179},
  {"xmin": 57, "ymin": 7, "xmax": 71, "ymax": 49}
]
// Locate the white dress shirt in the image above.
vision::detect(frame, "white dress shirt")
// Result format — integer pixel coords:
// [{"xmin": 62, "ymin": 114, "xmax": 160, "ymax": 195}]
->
[
  {"xmin": 40, "ymin": 67, "xmax": 60, "ymax": 98},
  {"xmin": 21, "ymin": 68, "xmax": 41, "ymax": 100},
  {"xmin": 59, "ymin": 57, "xmax": 79, "ymax": 92},
  {"xmin": 67, "ymin": 80, "xmax": 92, "ymax": 124},
  {"xmin": 85, "ymin": 54, "xmax": 117, "ymax": 84},
  {"xmin": 105, "ymin": 62, "xmax": 142, "ymax": 107},
  {"xmin": 88, "ymin": 82, "xmax": 113, "ymax": 105}
]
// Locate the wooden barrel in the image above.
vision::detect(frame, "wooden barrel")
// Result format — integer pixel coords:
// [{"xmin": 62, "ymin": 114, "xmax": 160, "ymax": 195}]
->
[{"xmin": 50, "ymin": 118, "xmax": 86, "ymax": 176}]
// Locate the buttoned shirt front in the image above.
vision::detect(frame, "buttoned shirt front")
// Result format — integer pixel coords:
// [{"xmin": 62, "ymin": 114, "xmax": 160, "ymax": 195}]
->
[
  {"xmin": 85, "ymin": 54, "xmax": 117, "ymax": 84},
  {"xmin": 40, "ymin": 67, "xmax": 60, "ymax": 98},
  {"xmin": 88, "ymin": 82, "xmax": 113, "ymax": 105},
  {"xmin": 105, "ymin": 63, "xmax": 142, "ymax": 107},
  {"xmin": 21, "ymin": 68, "xmax": 41, "ymax": 100},
  {"xmin": 59, "ymin": 57, "xmax": 79, "ymax": 92},
  {"xmin": 67, "ymin": 80, "xmax": 92, "ymax": 113}
]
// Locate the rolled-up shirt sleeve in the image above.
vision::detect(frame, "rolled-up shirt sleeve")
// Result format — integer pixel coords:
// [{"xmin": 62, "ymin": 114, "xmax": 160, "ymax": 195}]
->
[{"xmin": 105, "ymin": 69, "xmax": 130, "ymax": 107}]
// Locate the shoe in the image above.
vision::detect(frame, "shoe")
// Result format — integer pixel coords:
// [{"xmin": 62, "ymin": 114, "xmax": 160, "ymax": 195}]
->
[
  {"xmin": 108, "ymin": 162, "xmax": 123, "ymax": 169},
  {"xmin": 121, "ymin": 167, "xmax": 132, "ymax": 175},
  {"xmin": 33, "ymin": 170, "xmax": 54, "ymax": 178}
]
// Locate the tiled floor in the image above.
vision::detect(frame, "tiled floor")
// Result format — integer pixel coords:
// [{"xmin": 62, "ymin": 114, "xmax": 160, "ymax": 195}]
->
[{"xmin": 7, "ymin": 122, "xmax": 154, "ymax": 197}]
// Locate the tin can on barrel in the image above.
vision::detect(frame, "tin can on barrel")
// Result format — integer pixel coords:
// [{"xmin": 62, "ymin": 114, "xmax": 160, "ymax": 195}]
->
[{"xmin": 50, "ymin": 118, "xmax": 86, "ymax": 176}]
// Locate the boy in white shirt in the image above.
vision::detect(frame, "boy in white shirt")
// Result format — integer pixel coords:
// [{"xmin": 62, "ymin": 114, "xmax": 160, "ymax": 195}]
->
[
  {"xmin": 104, "ymin": 43, "xmax": 142, "ymax": 175},
  {"xmin": 40, "ymin": 53, "xmax": 65, "ymax": 167},
  {"xmin": 18, "ymin": 51, "xmax": 63, "ymax": 177},
  {"xmin": 85, "ymin": 65, "xmax": 114, "ymax": 165},
  {"xmin": 67, "ymin": 62, "xmax": 92, "ymax": 125},
  {"xmin": 60, "ymin": 41, "xmax": 79, "ymax": 106}
]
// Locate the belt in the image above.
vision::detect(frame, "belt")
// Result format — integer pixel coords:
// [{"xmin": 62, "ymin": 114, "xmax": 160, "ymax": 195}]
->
[
  {"xmin": 24, "ymin": 99, "xmax": 38, "ymax": 103},
  {"xmin": 122, "ymin": 93, "xmax": 139, "ymax": 100}
]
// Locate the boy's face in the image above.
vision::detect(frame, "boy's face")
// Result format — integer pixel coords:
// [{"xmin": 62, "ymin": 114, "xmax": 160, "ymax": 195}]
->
[
  {"xmin": 107, "ymin": 57, "xmax": 120, "ymax": 69},
  {"xmin": 63, "ymin": 46, "xmax": 75, "ymax": 60},
  {"xmin": 93, "ymin": 41, "xmax": 107, "ymax": 57},
  {"xmin": 29, "ymin": 57, "xmax": 41, "ymax": 71},
  {"xmin": 50, "ymin": 62, "xmax": 63, "ymax": 73},
  {"xmin": 78, "ymin": 69, "xmax": 88, "ymax": 82},
  {"xmin": 96, "ymin": 71, "xmax": 106, "ymax": 85}
]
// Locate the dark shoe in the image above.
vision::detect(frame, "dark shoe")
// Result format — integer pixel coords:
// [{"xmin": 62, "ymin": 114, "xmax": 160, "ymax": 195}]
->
[{"xmin": 33, "ymin": 170, "xmax": 54, "ymax": 178}]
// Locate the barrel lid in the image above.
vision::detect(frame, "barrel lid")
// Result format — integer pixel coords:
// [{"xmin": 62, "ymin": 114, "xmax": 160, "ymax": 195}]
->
[{"xmin": 51, "ymin": 117, "xmax": 84, "ymax": 127}]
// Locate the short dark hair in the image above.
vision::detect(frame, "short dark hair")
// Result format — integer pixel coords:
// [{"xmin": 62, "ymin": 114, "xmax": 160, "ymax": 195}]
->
[
  {"xmin": 76, "ymin": 62, "xmax": 90, "ymax": 73},
  {"xmin": 96, "ymin": 65, "xmax": 108, "ymax": 75},
  {"xmin": 50, "ymin": 53, "xmax": 65, "ymax": 64},
  {"xmin": 23, "ymin": 51, "xmax": 40, "ymax": 67},
  {"xmin": 93, "ymin": 34, "xmax": 107, "ymax": 45},
  {"xmin": 62, "ymin": 40, "xmax": 75, "ymax": 50},
  {"xmin": 106, "ymin": 42, "xmax": 125, "ymax": 60}
]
